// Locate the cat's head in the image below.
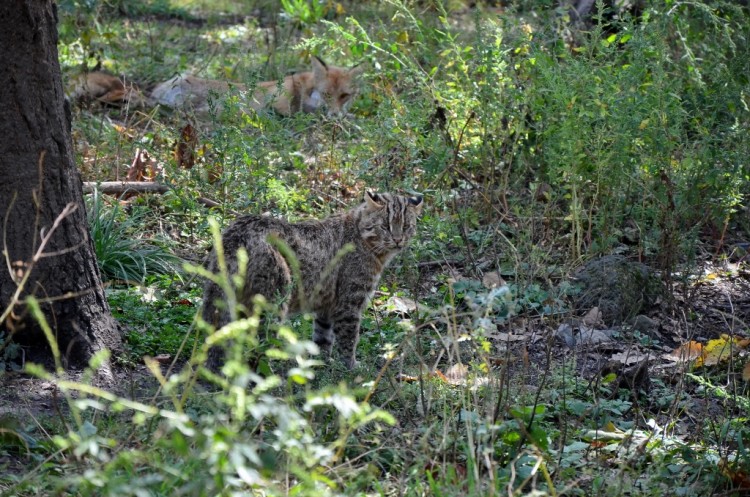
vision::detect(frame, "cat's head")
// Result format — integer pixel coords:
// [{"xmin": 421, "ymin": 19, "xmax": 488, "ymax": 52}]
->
[{"xmin": 358, "ymin": 191, "xmax": 423, "ymax": 256}]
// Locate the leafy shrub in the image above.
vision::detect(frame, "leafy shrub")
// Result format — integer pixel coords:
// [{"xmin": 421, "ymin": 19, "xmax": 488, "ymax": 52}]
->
[{"xmin": 4, "ymin": 225, "xmax": 395, "ymax": 496}]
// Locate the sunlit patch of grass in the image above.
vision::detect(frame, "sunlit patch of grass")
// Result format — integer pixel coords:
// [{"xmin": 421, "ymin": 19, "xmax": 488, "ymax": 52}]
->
[
  {"xmin": 108, "ymin": 276, "xmax": 199, "ymax": 361},
  {"xmin": 169, "ymin": 0, "xmax": 275, "ymax": 16}
]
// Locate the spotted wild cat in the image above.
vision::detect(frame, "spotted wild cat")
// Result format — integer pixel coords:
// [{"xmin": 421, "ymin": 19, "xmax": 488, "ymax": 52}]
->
[{"xmin": 202, "ymin": 192, "xmax": 423, "ymax": 370}]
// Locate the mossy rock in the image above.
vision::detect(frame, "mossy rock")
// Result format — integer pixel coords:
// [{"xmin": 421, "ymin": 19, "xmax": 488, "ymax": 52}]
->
[{"xmin": 572, "ymin": 255, "xmax": 663, "ymax": 325}]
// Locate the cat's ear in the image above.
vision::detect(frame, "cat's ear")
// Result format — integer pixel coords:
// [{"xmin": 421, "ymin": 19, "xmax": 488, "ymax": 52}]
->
[
  {"xmin": 365, "ymin": 191, "xmax": 383, "ymax": 209},
  {"xmin": 407, "ymin": 195, "xmax": 423, "ymax": 214},
  {"xmin": 311, "ymin": 56, "xmax": 328, "ymax": 81}
]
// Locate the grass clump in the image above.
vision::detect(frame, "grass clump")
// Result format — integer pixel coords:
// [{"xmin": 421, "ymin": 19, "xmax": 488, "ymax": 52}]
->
[{"xmin": 88, "ymin": 189, "xmax": 182, "ymax": 284}]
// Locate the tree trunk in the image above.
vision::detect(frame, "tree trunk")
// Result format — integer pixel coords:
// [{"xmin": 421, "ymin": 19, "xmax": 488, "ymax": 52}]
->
[{"xmin": 0, "ymin": 1, "xmax": 120, "ymax": 377}]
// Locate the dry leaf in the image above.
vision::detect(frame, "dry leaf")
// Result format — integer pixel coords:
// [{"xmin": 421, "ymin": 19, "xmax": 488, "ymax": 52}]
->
[
  {"xmin": 720, "ymin": 459, "xmax": 750, "ymax": 489},
  {"xmin": 576, "ymin": 326, "xmax": 614, "ymax": 345},
  {"xmin": 126, "ymin": 148, "xmax": 160, "ymax": 183},
  {"xmin": 743, "ymin": 361, "xmax": 750, "ymax": 382},
  {"xmin": 610, "ymin": 351, "xmax": 650, "ymax": 366},
  {"xmin": 385, "ymin": 296, "xmax": 417, "ymax": 315},
  {"xmin": 664, "ymin": 341, "xmax": 703, "ymax": 363},
  {"xmin": 207, "ymin": 162, "xmax": 223, "ymax": 184},
  {"xmin": 582, "ymin": 307, "xmax": 603, "ymax": 327},
  {"xmin": 522, "ymin": 344, "xmax": 529, "ymax": 369},
  {"xmin": 174, "ymin": 123, "xmax": 199, "ymax": 170},
  {"xmin": 112, "ymin": 123, "xmax": 136, "ymax": 139},
  {"xmin": 486, "ymin": 332, "xmax": 526, "ymax": 342}
]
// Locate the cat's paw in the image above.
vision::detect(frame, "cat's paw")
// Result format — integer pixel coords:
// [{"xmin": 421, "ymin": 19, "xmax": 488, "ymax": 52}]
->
[{"xmin": 344, "ymin": 357, "xmax": 359, "ymax": 370}]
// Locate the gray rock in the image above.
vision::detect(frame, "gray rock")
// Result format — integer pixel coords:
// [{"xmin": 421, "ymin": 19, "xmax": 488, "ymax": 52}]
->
[{"xmin": 556, "ymin": 322, "xmax": 616, "ymax": 348}]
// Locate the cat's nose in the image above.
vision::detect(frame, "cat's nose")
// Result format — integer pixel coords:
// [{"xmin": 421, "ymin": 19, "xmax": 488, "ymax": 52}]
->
[{"xmin": 393, "ymin": 237, "xmax": 403, "ymax": 247}]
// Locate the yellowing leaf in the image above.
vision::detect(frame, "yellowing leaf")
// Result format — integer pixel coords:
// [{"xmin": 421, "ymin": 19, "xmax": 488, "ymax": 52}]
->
[
  {"xmin": 699, "ymin": 335, "xmax": 740, "ymax": 367},
  {"xmin": 602, "ymin": 421, "xmax": 619, "ymax": 433}
]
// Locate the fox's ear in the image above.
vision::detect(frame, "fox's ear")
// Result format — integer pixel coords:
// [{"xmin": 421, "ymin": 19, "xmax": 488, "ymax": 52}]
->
[
  {"xmin": 311, "ymin": 56, "xmax": 328, "ymax": 80},
  {"xmin": 348, "ymin": 63, "xmax": 366, "ymax": 78}
]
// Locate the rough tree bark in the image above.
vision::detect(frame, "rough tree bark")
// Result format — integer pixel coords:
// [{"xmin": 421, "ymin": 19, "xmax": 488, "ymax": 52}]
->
[{"xmin": 0, "ymin": 1, "xmax": 120, "ymax": 377}]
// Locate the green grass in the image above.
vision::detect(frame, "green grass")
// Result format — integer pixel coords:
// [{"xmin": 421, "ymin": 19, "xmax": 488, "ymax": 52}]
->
[
  {"xmin": 107, "ymin": 275, "xmax": 200, "ymax": 363},
  {"xmin": 88, "ymin": 190, "xmax": 183, "ymax": 284}
]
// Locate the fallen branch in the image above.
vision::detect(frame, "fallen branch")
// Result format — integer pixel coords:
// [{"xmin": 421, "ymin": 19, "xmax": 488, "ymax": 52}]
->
[
  {"xmin": 82, "ymin": 181, "xmax": 239, "ymax": 215},
  {"xmin": 82, "ymin": 181, "xmax": 169, "ymax": 194}
]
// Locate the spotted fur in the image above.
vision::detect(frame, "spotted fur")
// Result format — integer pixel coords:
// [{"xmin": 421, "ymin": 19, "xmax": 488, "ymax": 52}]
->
[{"xmin": 203, "ymin": 192, "xmax": 423, "ymax": 370}]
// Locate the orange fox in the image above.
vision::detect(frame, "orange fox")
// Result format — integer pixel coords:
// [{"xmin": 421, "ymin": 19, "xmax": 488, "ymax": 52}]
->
[
  {"xmin": 149, "ymin": 57, "xmax": 363, "ymax": 117},
  {"xmin": 68, "ymin": 71, "xmax": 147, "ymax": 107}
]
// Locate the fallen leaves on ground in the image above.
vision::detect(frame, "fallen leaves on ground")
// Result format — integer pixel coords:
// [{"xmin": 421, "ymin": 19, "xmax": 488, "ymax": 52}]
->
[
  {"xmin": 610, "ymin": 350, "xmax": 650, "ymax": 366},
  {"xmin": 664, "ymin": 335, "xmax": 750, "ymax": 368},
  {"xmin": 664, "ymin": 341, "xmax": 703, "ymax": 362},
  {"xmin": 126, "ymin": 148, "xmax": 161, "ymax": 182}
]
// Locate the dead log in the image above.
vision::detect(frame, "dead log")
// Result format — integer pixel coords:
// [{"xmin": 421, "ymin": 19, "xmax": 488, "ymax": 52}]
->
[
  {"xmin": 82, "ymin": 181, "xmax": 238, "ymax": 214},
  {"xmin": 82, "ymin": 181, "xmax": 169, "ymax": 194}
]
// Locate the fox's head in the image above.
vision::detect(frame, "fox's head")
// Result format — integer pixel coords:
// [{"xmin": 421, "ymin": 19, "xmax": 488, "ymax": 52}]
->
[{"xmin": 304, "ymin": 56, "xmax": 364, "ymax": 116}]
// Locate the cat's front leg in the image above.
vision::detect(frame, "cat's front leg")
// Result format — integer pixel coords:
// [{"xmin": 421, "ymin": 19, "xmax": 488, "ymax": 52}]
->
[
  {"xmin": 312, "ymin": 317, "xmax": 334, "ymax": 359},
  {"xmin": 332, "ymin": 314, "xmax": 361, "ymax": 370}
]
